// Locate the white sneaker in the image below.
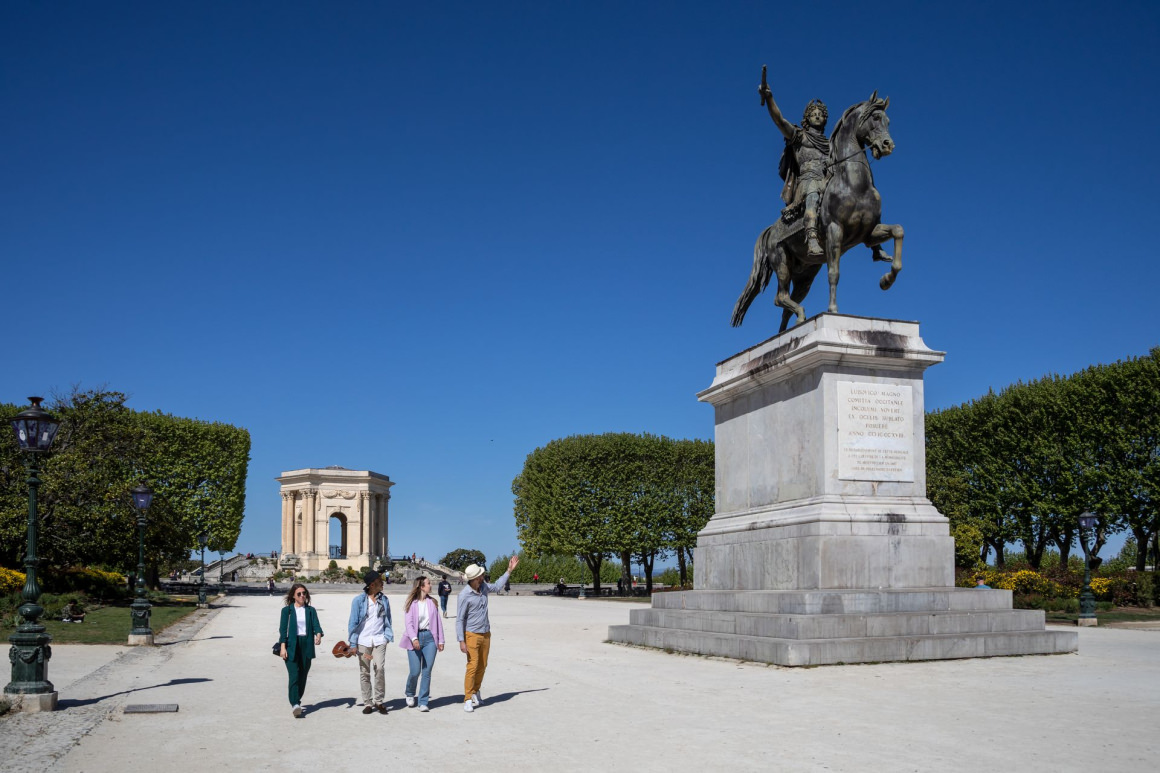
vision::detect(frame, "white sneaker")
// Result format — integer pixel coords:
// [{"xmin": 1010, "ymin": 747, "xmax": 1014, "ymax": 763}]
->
[
  {"xmin": 463, "ymin": 701, "xmax": 474, "ymax": 713},
  {"xmin": 471, "ymin": 692, "xmax": 482, "ymax": 707},
  {"xmin": 418, "ymin": 705, "xmax": 429, "ymax": 713},
  {"xmin": 292, "ymin": 704, "xmax": 303, "ymax": 718},
  {"xmin": 405, "ymin": 696, "xmax": 416, "ymax": 708}
]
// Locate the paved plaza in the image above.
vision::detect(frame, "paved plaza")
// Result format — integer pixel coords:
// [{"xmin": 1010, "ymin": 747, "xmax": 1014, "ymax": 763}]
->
[{"xmin": 1, "ymin": 591, "xmax": 1157, "ymax": 771}]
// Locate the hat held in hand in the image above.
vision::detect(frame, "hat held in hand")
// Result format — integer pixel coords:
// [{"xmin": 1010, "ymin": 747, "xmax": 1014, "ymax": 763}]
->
[{"xmin": 464, "ymin": 564, "xmax": 485, "ymax": 582}]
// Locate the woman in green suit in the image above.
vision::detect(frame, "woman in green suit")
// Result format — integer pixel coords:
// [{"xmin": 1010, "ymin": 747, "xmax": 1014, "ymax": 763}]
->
[{"xmin": 279, "ymin": 583, "xmax": 324, "ymax": 717}]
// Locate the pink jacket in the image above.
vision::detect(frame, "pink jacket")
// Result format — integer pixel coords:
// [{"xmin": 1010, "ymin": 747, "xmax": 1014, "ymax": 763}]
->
[{"xmin": 398, "ymin": 597, "xmax": 444, "ymax": 649}]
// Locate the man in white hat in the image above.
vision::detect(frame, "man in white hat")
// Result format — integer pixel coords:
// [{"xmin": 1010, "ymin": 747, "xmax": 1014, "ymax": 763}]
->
[{"xmin": 456, "ymin": 555, "xmax": 518, "ymax": 713}]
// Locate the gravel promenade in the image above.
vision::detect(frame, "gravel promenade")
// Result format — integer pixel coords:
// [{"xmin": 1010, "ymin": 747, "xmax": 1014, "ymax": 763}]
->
[{"xmin": 1, "ymin": 591, "xmax": 1156, "ymax": 771}]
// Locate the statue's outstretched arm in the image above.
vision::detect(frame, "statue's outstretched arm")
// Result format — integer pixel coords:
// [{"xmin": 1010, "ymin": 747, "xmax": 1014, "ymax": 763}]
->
[{"xmin": 759, "ymin": 78, "xmax": 796, "ymax": 140}]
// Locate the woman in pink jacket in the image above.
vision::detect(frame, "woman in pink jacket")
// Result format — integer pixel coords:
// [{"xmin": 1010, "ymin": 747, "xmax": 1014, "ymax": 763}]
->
[{"xmin": 400, "ymin": 576, "xmax": 445, "ymax": 711}]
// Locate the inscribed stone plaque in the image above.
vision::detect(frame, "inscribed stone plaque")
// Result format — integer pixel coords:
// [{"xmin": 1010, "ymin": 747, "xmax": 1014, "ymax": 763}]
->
[{"xmin": 836, "ymin": 381, "xmax": 914, "ymax": 481}]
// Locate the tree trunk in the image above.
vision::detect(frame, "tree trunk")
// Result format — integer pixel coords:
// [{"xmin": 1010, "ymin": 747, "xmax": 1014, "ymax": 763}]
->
[
  {"xmin": 640, "ymin": 550, "xmax": 656, "ymax": 594},
  {"xmin": 619, "ymin": 550, "xmax": 633, "ymax": 597},
  {"xmin": 1133, "ymin": 526, "xmax": 1150, "ymax": 572},
  {"xmin": 676, "ymin": 548, "xmax": 688, "ymax": 587},
  {"xmin": 1050, "ymin": 529, "xmax": 1073, "ymax": 569},
  {"xmin": 582, "ymin": 554, "xmax": 603, "ymax": 593},
  {"xmin": 987, "ymin": 538, "xmax": 1005, "ymax": 570},
  {"xmin": 1024, "ymin": 531, "xmax": 1049, "ymax": 570},
  {"xmin": 979, "ymin": 541, "xmax": 990, "ymax": 566}
]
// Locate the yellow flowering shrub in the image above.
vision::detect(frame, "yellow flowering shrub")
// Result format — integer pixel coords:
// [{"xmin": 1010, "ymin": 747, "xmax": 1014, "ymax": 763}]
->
[
  {"xmin": 994, "ymin": 570, "xmax": 1058, "ymax": 596},
  {"xmin": 0, "ymin": 567, "xmax": 26, "ymax": 595},
  {"xmin": 44, "ymin": 566, "xmax": 127, "ymax": 598}
]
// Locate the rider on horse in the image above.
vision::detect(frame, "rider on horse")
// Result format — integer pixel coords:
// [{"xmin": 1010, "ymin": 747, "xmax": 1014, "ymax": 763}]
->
[{"xmin": 760, "ymin": 78, "xmax": 830, "ymax": 259}]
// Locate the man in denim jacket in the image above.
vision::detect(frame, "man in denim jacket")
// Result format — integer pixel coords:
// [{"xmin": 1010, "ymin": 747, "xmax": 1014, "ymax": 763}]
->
[{"xmin": 348, "ymin": 570, "xmax": 394, "ymax": 714}]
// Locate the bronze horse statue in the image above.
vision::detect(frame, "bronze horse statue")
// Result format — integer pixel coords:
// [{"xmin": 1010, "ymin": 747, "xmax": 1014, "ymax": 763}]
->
[{"xmin": 731, "ymin": 92, "xmax": 904, "ymax": 332}]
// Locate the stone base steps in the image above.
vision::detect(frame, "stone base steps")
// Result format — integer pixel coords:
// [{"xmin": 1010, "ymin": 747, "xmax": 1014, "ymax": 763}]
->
[
  {"xmin": 607, "ymin": 624, "xmax": 1077, "ymax": 667},
  {"xmin": 630, "ymin": 608, "xmax": 1050, "ymax": 639},
  {"xmin": 609, "ymin": 587, "xmax": 1078, "ymax": 666},
  {"xmin": 650, "ymin": 587, "xmax": 1018, "ymax": 614}
]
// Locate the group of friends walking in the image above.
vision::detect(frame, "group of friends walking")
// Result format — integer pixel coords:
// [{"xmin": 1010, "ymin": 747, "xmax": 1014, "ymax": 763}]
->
[{"xmin": 277, "ymin": 555, "xmax": 518, "ymax": 718}]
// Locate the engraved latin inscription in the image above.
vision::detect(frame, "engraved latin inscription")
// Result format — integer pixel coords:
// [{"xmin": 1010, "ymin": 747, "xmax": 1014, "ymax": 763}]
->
[{"xmin": 837, "ymin": 381, "xmax": 914, "ymax": 482}]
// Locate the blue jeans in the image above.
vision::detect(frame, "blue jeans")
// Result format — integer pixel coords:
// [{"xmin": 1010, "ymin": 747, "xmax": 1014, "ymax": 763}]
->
[
  {"xmin": 439, "ymin": 594, "xmax": 449, "ymax": 615},
  {"xmin": 405, "ymin": 630, "xmax": 438, "ymax": 707}
]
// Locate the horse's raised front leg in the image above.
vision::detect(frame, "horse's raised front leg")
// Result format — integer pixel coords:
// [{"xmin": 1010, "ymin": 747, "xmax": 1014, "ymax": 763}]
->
[
  {"xmin": 866, "ymin": 223, "xmax": 904, "ymax": 290},
  {"xmin": 825, "ymin": 222, "xmax": 843, "ymax": 313}
]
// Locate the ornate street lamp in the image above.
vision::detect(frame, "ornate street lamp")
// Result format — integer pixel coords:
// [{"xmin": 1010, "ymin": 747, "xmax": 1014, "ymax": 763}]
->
[
  {"xmin": 1078, "ymin": 512, "xmax": 1099, "ymax": 627},
  {"xmin": 197, "ymin": 531, "xmax": 209, "ymax": 606},
  {"xmin": 218, "ymin": 550, "xmax": 225, "ymax": 590},
  {"xmin": 5, "ymin": 397, "xmax": 61, "ymax": 712},
  {"xmin": 128, "ymin": 484, "xmax": 154, "ymax": 645}
]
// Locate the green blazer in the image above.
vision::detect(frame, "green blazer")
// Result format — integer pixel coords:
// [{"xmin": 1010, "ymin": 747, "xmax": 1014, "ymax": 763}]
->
[{"xmin": 279, "ymin": 604, "xmax": 324, "ymax": 660}]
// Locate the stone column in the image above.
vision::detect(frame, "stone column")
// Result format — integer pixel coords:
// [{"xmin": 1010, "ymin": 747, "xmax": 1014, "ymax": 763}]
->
[
  {"xmin": 358, "ymin": 492, "xmax": 369, "ymax": 558},
  {"xmin": 291, "ymin": 492, "xmax": 301, "ymax": 554},
  {"xmin": 280, "ymin": 493, "xmax": 291, "ymax": 555},
  {"xmin": 380, "ymin": 492, "xmax": 390, "ymax": 557},
  {"xmin": 303, "ymin": 489, "xmax": 316, "ymax": 555},
  {"xmin": 369, "ymin": 494, "xmax": 378, "ymax": 560}
]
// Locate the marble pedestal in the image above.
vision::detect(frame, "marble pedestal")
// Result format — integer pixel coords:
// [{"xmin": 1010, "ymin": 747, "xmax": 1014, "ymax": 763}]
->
[{"xmin": 609, "ymin": 314, "xmax": 1077, "ymax": 665}]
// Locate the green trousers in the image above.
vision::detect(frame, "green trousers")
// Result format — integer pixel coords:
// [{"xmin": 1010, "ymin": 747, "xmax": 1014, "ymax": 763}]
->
[{"xmin": 285, "ymin": 635, "xmax": 312, "ymax": 706}]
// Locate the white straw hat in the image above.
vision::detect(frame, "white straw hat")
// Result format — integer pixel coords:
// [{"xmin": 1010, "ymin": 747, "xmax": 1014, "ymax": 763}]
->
[{"xmin": 464, "ymin": 564, "xmax": 485, "ymax": 582}]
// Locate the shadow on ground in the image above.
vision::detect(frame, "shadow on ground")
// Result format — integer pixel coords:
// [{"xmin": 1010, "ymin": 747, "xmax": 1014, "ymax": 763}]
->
[
  {"xmin": 158, "ymin": 635, "xmax": 233, "ymax": 647},
  {"xmin": 57, "ymin": 677, "xmax": 213, "ymax": 709}
]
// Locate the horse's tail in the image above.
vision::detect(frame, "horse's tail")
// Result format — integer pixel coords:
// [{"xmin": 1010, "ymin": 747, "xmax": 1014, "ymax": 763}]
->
[{"xmin": 731, "ymin": 224, "xmax": 781, "ymax": 327}]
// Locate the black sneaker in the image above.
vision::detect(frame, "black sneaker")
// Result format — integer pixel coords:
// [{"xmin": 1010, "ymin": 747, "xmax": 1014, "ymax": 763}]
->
[{"xmin": 362, "ymin": 704, "xmax": 374, "ymax": 715}]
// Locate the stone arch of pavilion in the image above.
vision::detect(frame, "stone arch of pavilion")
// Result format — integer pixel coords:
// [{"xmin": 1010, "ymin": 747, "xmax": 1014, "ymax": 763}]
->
[{"xmin": 276, "ymin": 466, "xmax": 393, "ymax": 573}]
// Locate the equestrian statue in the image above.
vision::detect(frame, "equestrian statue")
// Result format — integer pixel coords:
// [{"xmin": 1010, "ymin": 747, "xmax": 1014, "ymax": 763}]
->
[{"xmin": 731, "ymin": 66, "xmax": 904, "ymax": 333}]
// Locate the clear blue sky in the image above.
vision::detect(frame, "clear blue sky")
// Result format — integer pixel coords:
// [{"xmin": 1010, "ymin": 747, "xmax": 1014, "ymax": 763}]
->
[{"xmin": 3, "ymin": 1, "xmax": 1157, "ymax": 565}]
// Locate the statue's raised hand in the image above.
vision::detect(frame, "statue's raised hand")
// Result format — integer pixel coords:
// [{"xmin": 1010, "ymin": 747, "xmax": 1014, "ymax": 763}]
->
[{"xmin": 759, "ymin": 82, "xmax": 772, "ymax": 104}]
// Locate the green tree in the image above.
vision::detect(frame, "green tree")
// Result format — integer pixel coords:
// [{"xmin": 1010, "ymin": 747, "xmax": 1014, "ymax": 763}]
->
[
  {"xmin": 0, "ymin": 390, "xmax": 250, "ymax": 587},
  {"xmin": 513, "ymin": 432, "xmax": 713, "ymax": 594},
  {"xmin": 1078, "ymin": 350, "xmax": 1160, "ymax": 570},
  {"xmin": 927, "ymin": 392, "xmax": 1015, "ymax": 568},
  {"xmin": 667, "ymin": 438, "xmax": 714, "ymax": 585},
  {"xmin": 488, "ymin": 550, "xmax": 621, "ymax": 584},
  {"xmin": 439, "ymin": 548, "xmax": 486, "ymax": 571}
]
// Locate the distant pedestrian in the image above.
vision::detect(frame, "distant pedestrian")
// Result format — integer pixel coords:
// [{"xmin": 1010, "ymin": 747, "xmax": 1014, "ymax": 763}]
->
[
  {"xmin": 267, "ymin": 577, "xmax": 276, "ymax": 595},
  {"xmin": 457, "ymin": 555, "xmax": 519, "ymax": 713},
  {"xmin": 401, "ymin": 576, "xmax": 445, "ymax": 712},
  {"xmin": 348, "ymin": 570, "xmax": 393, "ymax": 715},
  {"xmin": 279, "ymin": 583, "xmax": 324, "ymax": 718},
  {"xmin": 975, "ymin": 578, "xmax": 992, "ymax": 589},
  {"xmin": 533, "ymin": 573, "xmax": 539, "ymax": 583},
  {"xmin": 438, "ymin": 574, "xmax": 453, "ymax": 618}
]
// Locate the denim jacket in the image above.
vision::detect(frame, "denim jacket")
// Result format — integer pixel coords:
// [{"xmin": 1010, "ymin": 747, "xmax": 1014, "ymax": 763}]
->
[{"xmin": 347, "ymin": 592, "xmax": 393, "ymax": 646}]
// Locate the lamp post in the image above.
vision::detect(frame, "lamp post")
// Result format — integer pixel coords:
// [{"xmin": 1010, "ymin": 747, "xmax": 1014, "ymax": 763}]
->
[
  {"xmin": 128, "ymin": 484, "xmax": 154, "ymax": 645},
  {"xmin": 218, "ymin": 550, "xmax": 225, "ymax": 590},
  {"xmin": 5, "ymin": 397, "xmax": 61, "ymax": 712},
  {"xmin": 1078, "ymin": 512, "xmax": 1098, "ymax": 627},
  {"xmin": 197, "ymin": 531, "xmax": 209, "ymax": 607}
]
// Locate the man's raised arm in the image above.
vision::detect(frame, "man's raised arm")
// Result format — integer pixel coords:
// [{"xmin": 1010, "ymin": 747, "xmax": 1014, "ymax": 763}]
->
[{"xmin": 759, "ymin": 71, "xmax": 796, "ymax": 141}]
